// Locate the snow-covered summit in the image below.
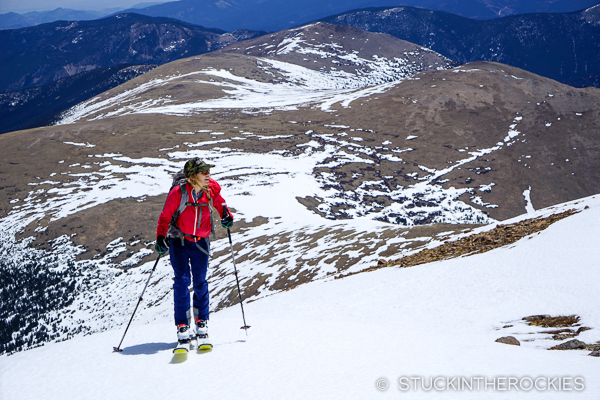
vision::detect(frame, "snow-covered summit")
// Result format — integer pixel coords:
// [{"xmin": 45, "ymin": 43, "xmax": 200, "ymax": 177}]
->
[{"xmin": 54, "ymin": 22, "xmax": 454, "ymax": 125}]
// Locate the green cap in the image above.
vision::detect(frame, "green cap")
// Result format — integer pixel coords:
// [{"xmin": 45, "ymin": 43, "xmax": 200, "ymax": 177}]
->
[{"xmin": 184, "ymin": 157, "xmax": 215, "ymax": 178}]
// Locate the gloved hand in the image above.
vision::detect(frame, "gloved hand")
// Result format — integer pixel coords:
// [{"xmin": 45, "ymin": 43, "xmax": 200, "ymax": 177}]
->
[
  {"xmin": 155, "ymin": 235, "xmax": 169, "ymax": 254},
  {"xmin": 221, "ymin": 206, "xmax": 234, "ymax": 229}
]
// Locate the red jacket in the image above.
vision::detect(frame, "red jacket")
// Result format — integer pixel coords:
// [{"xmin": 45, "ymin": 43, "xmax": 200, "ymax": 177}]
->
[{"xmin": 157, "ymin": 178, "xmax": 231, "ymax": 241}]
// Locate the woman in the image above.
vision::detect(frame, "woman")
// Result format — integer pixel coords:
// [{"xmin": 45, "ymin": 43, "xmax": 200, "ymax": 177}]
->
[{"xmin": 155, "ymin": 157, "xmax": 234, "ymax": 349}]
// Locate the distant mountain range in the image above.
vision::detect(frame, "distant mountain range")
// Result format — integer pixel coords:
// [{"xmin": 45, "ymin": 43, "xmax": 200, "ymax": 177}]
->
[
  {"xmin": 0, "ymin": 8, "xmax": 120, "ymax": 30},
  {"xmin": 3, "ymin": 5, "xmax": 597, "ymax": 94},
  {"xmin": 321, "ymin": 5, "xmax": 600, "ymax": 88},
  {"xmin": 116, "ymin": 0, "xmax": 600, "ymax": 31},
  {"xmin": 0, "ymin": 3, "xmax": 166, "ymax": 30},
  {"xmin": 2, "ymin": 1, "xmax": 598, "ymax": 31},
  {"xmin": 0, "ymin": 64, "xmax": 157, "ymax": 135},
  {"xmin": 425, "ymin": 0, "xmax": 599, "ymax": 19},
  {"xmin": 0, "ymin": 13, "xmax": 265, "ymax": 134},
  {"xmin": 1, "ymin": 4, "xmax": 598, "ymax": 135},
  {"xmin": 0, "ymin": 13, "xmax": 265, "ymax": 94}
]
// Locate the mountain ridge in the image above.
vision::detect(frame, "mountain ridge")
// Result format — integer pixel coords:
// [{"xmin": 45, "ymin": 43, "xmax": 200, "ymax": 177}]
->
[
  {"xmin": 319, "ymin": 5, "xmax": 600, "ymax": 88},
  {"xmin": 116, "ymin": 0, "xmax": 600, "ymax": 31},
  {"xmin": 0, "ymin": 13, "xmax": 266, "ymax": 93},
  {"xmin": 0, "ymin": 64, "xmax": 157, "ymax": 135},
  {"xmin": 3, "ymin": 1, "xmax": 598, "ymax": 31}
]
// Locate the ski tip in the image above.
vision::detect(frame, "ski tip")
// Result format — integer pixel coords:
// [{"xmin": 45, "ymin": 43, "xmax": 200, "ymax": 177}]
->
[
  {"xmin": 198, "ymin": 344, "xmax": 213, "ymax": 352},
  {"xmin": 173, "ymin": 348, "xmax": 189, "ymax": 354},
  {"xmin": 113, "ymin": 347, "xmax": 123, "ymax": 353}
]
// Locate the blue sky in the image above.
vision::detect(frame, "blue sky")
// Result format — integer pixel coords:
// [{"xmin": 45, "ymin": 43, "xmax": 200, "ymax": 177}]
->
[{"xmin": 0, "ymin": 0, "xmax": 177, "ymax": 14}]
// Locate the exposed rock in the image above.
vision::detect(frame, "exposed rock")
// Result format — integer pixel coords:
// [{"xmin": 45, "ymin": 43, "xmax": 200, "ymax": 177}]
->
[
  {"xmin": 585, "ymin": 343, "xmax": 600, "ymax": 351},
  {"xmin": 589, "ymin": 350, "xmax": 600, "ymax": 357},
  {"xmin": 577, "ymin": 326, "xmax": 592, "ymax": 334},
  {"xmin": 389, "ymin": 212, "xmax": 578, "ymax": 270},
  {"xmin": 502, "ymin": 325, "xmax": 513, "ymax": 328},
  {"xmin": 496, "ymin": 336, "xmax": 520, "ymax": 346},
  {"xmin": 523, "ymin": 315, "xmax": 551, "ymax": 323},
  {"xmin": 549, "ymin": 339, "xmax": 586, "ymax": 350},
  {"xmin": 543, "ymin": 328, "xmax": 574, "ymax": 335},
  {"xmin": 525, "ymin": 315, "xmax": 580, "ymax": 328},
  {"xmin": 342, "ymin": 210, "xmax": 580, "ymax": 279},
  {"xmin": 553, "ymin": 333, "xmax": 577, "ymax": 341}
]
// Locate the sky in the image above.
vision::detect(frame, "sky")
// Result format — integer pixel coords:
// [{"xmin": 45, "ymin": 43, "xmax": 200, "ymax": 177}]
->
[{"xmin": 0, "ymin": 0, "xmax": 177, "ymax": 14}]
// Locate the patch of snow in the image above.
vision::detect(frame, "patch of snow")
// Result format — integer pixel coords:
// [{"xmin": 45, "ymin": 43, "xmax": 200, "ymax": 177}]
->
[
  {"xmin": 479, "ymin": 183, "xmax": 495, "ymax": 193},
  {"xmin": 63, "ymin": 142, "xmax": 95, "ymax": 148},
  {"xmin": 55, "ymin": 51, "xmax": 453, "ymax": 124},
  {"xmin": 523, "ymin": 186, "xmax": 535, "ymax": 214},
  {"xmin": 324, "ymin": 124, "xmax": 350, "ymax": 129}
]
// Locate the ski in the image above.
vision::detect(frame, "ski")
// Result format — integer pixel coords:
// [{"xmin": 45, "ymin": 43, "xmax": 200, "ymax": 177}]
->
[
  {"xmin": 170, "ymin": 339, "xmax": 191, "ymax": 363},
  {"xmin": 197, "ymin": 343, "xmax": 213, "ymax": 352},
  {"xmin": 173, "ymin": 340, "xmax": 191, "ymax": 354}
]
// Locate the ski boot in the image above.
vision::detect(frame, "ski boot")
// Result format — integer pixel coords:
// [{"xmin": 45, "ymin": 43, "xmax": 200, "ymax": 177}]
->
[
  {"xmin": 173, "ymin": 323, "xmax": 191, "ymax": 354},
  {"xmin": 195, "ymin": 318, "xmax": 213, "ymax": 352}
]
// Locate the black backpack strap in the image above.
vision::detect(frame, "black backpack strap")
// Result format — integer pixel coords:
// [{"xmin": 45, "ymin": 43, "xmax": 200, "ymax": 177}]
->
[
  {"xmin": 183, "ymin": 199, "xmax": 215, "ymax": 240},
  {"xmin": 194, "ymin": 237, "xmax": 210, "ymax": 257},
  {"xmin": 209, "ymin": 198, "xmax": 216, "ymax": 240},
  {"xmin": 173, "ymin": 182, "xmax": 188, "ymax": 222},
  {"xmin": 168, "ymin": 182, "xmax": 189, "ymax": 238}
]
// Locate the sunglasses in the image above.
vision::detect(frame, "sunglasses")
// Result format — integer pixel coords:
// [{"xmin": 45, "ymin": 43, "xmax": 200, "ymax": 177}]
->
[{"xmin": 199, "ymin": 170, "xmax": 210, "ymax": 176}]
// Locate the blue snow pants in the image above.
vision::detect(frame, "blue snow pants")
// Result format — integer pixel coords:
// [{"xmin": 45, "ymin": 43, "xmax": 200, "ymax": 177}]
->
[{"xmin": 169, "ymin": 238, "xmax": 210, "ymax": 326}]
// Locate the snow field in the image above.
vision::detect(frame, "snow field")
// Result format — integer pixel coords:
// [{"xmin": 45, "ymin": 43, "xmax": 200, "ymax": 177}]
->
[{"xmin": 2, "ymin": 195, "xmax": 599, "ymax": 399}]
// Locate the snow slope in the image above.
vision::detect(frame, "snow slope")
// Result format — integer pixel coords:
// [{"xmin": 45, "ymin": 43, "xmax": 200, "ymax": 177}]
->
[
  {"xmin": 1, "ymin": 195, "xmax": 599, "ymax": 399},
  {"xmin": 54, "ymin": 56, "xmax": 436, "ymax": 123}
]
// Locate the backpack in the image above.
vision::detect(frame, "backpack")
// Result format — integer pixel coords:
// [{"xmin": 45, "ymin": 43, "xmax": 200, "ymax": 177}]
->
[{"xmin": 166, "ymin": 170, "xmax": 217, "ymax": 241}]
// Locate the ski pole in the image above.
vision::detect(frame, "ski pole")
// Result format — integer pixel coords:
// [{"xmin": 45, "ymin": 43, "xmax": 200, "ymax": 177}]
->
[
  {"xmin": 227, "ymin": 228, "xmax": 250, "ymax": 334},
  {"xmin": 113, "ymin": 253, "xmax": 162, "ymax": 352}
]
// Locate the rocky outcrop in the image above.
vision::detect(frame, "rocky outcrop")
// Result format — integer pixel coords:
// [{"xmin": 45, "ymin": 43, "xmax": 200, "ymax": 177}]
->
[
  {"xmin": 496, "ymin": 336, "xmax": 520, "ymax": 346},
  {"xmin": 549, "ymin": 339, "xmax": 587, "ymax": 350},
  {"xmin": 344, "ymin": 210, "xmax": 579, "ymax": 277}
]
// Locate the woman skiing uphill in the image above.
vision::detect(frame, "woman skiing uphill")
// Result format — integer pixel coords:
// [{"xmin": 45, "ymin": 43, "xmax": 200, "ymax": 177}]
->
[{"xmin": 155, "ymin": 158, "xmax": 234, "ymax": 349}]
